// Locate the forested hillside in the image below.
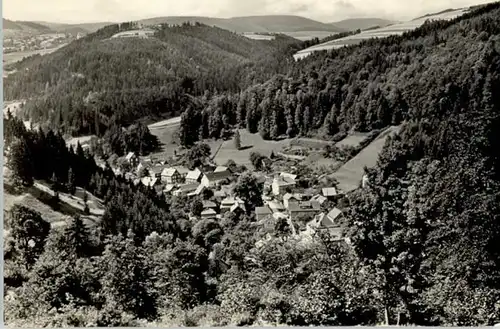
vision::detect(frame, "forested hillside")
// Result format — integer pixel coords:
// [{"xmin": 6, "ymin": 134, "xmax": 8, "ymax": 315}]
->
[
  {"xmin": 4, "ymin": 22, "xmax": 301, "ymax": 136},
  {"xmin": 180, "ymin": 2, "xmax": 500, "ymax": 144}
]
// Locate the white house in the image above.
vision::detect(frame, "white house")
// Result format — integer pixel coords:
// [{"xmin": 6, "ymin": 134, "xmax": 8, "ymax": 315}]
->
[
  {"xmin": 185, "ymin": 168, "xmax": 203, "ymax": 184},
  {"xmin": 161, "ymin": 167, "xmax": 183, "ymax": 184},
  {"xmin": 201, "ymin": 171, "xmax": 232, "ymax": 188},
  {"xmin": 272, "ymin": 176, "xmax": 296, "ymax": 196}
]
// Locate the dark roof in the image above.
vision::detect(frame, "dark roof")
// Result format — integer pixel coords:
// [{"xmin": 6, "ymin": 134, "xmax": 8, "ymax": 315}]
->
[
  {"xmin": 202, "ymin": 200, "xmax": 217, "ymax": 208},
  {"xmin": 204, "ymin": 171, "xmax": 231, "ymax": 181},
  {"xmin": 255, "ymin": 206, "xmax": 273, "ymax": 215},
  {"xmin": 288, "ymin": 201, "xmax": 321, "ymax": 213},
  {"xmin": 150, "ymin": 165, "xmax": 168, "ymax": 174},
  {"xmin": 177, "ymin": 183, "xmax": 199, "ymax": 192}
]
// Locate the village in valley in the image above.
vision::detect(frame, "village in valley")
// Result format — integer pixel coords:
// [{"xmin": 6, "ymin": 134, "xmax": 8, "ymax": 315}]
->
[{"xmin": 74, "ymin": 121, "xmax": 399, "ymax": 247}]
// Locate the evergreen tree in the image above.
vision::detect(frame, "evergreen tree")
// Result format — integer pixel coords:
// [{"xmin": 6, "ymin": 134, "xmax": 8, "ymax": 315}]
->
[
  {"xmin": 8, "ymin": 138, "xmax": 35, "ymax": 188},
  {"xmin": 67, "ymin": 167, "xmax": 76, "ymax": 195},
  {"xmin": 63, "ymin": 215, "xmax": 92, "ymax": 258}
]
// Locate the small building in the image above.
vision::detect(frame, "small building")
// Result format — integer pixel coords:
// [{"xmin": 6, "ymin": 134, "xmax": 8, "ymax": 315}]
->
[
  {"xmin": 174, "ymin": 166, "xmax": 190, "ymax": 179},
  {"xmin": 163, "ymin": 184, "xmax": 176, "ymax": 194},
  {"xmin": 141, "ymin": 176, "xmax": 161, "ymax": 188},
  {"xmin": 283, "ymin": 193, "xmax": 302, "ymax": 209},
  {"xmin": 161, "ymin": 168, "xmax": 183, "ymax": 184},
  {"xmin": 306, "ymin": 209, "xmax": 345, "ymax": 241},
  {"xmin": 214, "ymin": 166, "xmax": 229, "ymax": 173},
  {"xmin": 202, "ymin": 200, "xmax": 218, "ymax": 209},
  {"xmin": 136, "ymin": 162, "xmax": 151, "ymax": 175},
  {"xmin": 268, "ymin": 200, "xmax": 286, "ymax": 213},
  {"xmin": 326, "ymin": 207, "xmax": 344, "ymax": 225},
  {"xmin": 220, "ymin": 196, "xmax": 245, "ymax": 213},
  {"xmin": 230, "ymin": 203, "xmax": 246, "ymax": 215},
  {"xmin": 187, "ymin": 184, "xmax": 205, "ymax": 197},
  {"xmin": 214, "ymin": 190, "xmax": 228, "ymax": 201},
  {"xmin": 172, "ymin": 183, "xmax": 199, "ymax": 197},
  {"xmin": 272, "ymin": 176, "xmax": 296, "ymax": 196},
  {"xmin": 322, "ymin": 187, "xmax": 338, "ymax": 199},
  {"xmin": 201, "ymin": 171, "xmax": 232, "ymax": 188},
  {"xmin": 150, "ymin": 165, "xmax": 167, "ymax": 179},
  {"xmin": 288, "ymin": 201, "xmax": 321, "ymax": 221},
  {"xmin": 255, "ymin": 206, "xmax": 273, "ymax": 221},
  {"xmin": 201, "ymin": 208, "xmax": 217, "ymax": 219},
  {"xmin": 311, "ymin": 194, "xmax": 328, "ymax": 205},
  {"xmin": 185, "ymin": 168, "xmax": 203, "ymax": 184},
  {"xmin": 125, "ymin": 152, "xmax": 139, "ymax": 167}
]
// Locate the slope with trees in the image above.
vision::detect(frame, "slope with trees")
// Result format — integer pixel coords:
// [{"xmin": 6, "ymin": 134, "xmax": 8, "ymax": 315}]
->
[{"xmin": 4, "ymin": 22, "xmax": 302, "ymax": 137}]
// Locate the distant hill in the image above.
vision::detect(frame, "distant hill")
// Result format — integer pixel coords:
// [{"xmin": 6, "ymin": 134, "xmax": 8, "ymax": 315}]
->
[
  {"xmin": 413, "ymin": 8, "xmax": 456, "ymax": 20},
  {"xmin": 329, "ymin": 18, "xmax": 396, "ymax": 31},
  {"xmin": 4, "ymin": 23, "xmax": 302, "ymax": 135},
  {"xmin": 5, "ymin": 15, "xmax": 345, "ymax": 38},
  {"xmin": 34, "ymin": 21, "xmax": 114, "ymax": 34},
  {"xmin": 136, "ymin": 15, "xmax": 345, "ymax": 33},
  {"xmin": 3, "ymin": 19, "xmax": 53, "ymax": 33}
]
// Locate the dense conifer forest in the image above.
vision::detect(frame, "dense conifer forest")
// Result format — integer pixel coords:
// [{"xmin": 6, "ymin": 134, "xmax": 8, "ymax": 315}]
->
[{"xmin": 3, "ymin": 2, "xmax": 500, "ymax": 327}]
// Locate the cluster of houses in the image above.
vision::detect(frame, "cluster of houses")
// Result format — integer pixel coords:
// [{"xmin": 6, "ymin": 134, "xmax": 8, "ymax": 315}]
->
[
  {"xmin": 114, "ymin": 152, "xmax": 234, "ymax": 199},
  {"xmin": 256, "ymin": 173, "xmax": 347, "ymax": 242},
  {"xmin": 100, "ymin": 152, "xmax": 347, "ymax": 242}
]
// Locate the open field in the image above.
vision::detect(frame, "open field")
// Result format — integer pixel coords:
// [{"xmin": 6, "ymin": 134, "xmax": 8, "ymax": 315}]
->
[
  {"xmin": 331, "ymin": 125, "xmax": 402, "ymax": 193},
  {"xmin": 294, "ymin": 8, "xmax": 469, "ymax": 60},
  {"xmin": 282, "ymin": 31, "xmax": 338, "ymax": 40},
  {"xmin": 213, "ymin": 129, "xmax": 290, "ymax": 167},
  {"xmin": 242, "ymin": 33, "xmax": 276, "ymax": 40},
  {"xmin": 335, "ymin": 132, "xmax": 370, "ymax": 148},
  {"xmin": 4, "ymin": 178, "xmax": 103, "ymax": 229},
  {"xmin": 3, "ymin": 43, "xmax": 67, "ymax": 65}
]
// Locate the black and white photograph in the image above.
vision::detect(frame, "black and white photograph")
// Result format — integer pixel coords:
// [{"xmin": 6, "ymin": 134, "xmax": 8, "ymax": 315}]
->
[{"xmin": 3, "ymin": 0, "xmax": 500, "ymax": 327}]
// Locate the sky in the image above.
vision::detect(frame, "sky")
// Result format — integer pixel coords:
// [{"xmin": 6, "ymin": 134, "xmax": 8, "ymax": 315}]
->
[{"xmin": 3, "ymin": 0, "xmax": 496, "ymax": 24}]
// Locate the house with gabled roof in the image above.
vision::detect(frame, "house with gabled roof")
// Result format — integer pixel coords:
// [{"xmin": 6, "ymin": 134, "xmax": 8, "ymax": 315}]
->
[
  {"xmin": 220, "ymin": 196, "xmax": 245, "ymax": 213},
  {"xmin": 125, "ymin": 152, "xmax": 139, "ymax": 167},
  {"xmin": 174, "ymin": 166, "xmax": 190, "ymax": 179},
  {"xmin": 272, "ymin": 176, "xmax": 296, "ymax": 196},
  {"xmin": 163, "ymin": 184, "xmax": 176, "ymax": 194},
  {"xmin": 322, "ymin": 187, "xmax": 338, "ymax": 198},
  {"xmin": 214, "ymin": 190, "xmax": 228, "ymax": 201},
  {"xmin": 136, "ymin": 161, "xmax": 151, "ymax": 175},
  {"xmin": 255, "ymin": 206, "xmax": 273, "ymax": 221},
  {"xmin": 185, "ymin": 168, "xmax": 203, "ymax": 184},
  {"xmin": 150, "ymin": 165, "xmax": 168, "ymax": 179},
  {"xmin": 187, "ymin": 184, "xmax": 205, "ymax": 197},
  {"xmin": 141, "ymin": 176, "xmax": 161, "ymax": 188},
  {"xmin": 202, "ymin": 200, "xmax": 217, "ymax": 209},
  {"xmin": 201, "ymin": 171, "xmax": 232, "ymax": 188},
  {"xmin": 306, "ymin": 208, "xmax": 345, "ymax": 241},
  {"xmin": 288, "ymin": 200, "xmax": 321, "ymax": 221},
  {"xmin": 172, "ymin": 183, "xmax": 199, "ymax": 197},
  {"xmin": 311, "ymin": 194, "xmax": 328, "ymax": 205},
  {"xmin": 161, "ymin": 167, "xmax": 183, "ymax": 184},
  {"xmin": 214, "ymin": 165, "xmax": 229, "ymax": 173},
  {"xmin": 283, "ymin": 193, "xmax": 302, "ymax": 209},
  {"xmin": 201, "ymin": 208, "xmax": 217, "ymax": 219},
  {"xmin": 230, "ymin": 203, "xmax": 246, "ymax": 215}
]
